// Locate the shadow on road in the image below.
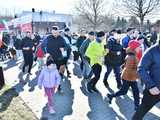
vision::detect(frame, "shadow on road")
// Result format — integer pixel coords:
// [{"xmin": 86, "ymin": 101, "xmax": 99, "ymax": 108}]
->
[
  {"xmin": 87, "ymin": 92, "xmax": 125, "ymax": 120},
  {"xmin": 0, "ymin": 62, "xmax": 31, "ymax": 113},
  {"xmin": 15, "ymin": 72, "xmax": 30, "ymax": 93},
  {"xmin": 3, "ymin": 59, "xmax": 21, "ymax": 71},
  {"xmin": 0, "ymin": 87, "xmax": 18, "ymax": 112},
  {"xmin": 115, "ymin": 92, "xmax": 160, "ymax": 120},
  {"xmin": 40, "ymin": 78, "xmax": 74, "ymax": 120},
  {"xmin": 28, "ymin": 71, "xmax": 39, "ymax": 92},
  {"xmin": 0, "ymin": 71, "xmax": 29, "ymax": 112}
]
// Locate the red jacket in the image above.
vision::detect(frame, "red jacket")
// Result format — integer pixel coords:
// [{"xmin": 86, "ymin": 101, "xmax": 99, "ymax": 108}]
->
[
  {"xmin": 136, "ymin": 49, "xmax": 142, "ymax": 62},
  {"xmin": 36, "ymin": 45, "xmax": 44, "ymax": 58}
]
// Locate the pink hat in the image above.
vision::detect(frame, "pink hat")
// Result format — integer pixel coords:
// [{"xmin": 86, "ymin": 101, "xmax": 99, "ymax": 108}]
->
[{"xmin": 128, "ymin": 40, "xmax": 141, "ymax": 50}]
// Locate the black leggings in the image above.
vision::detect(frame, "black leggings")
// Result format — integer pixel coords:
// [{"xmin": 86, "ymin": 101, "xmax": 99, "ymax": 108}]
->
[
  {"xmin": 132, "ymin": 89, "xmax": 160, "ymax": 120},
  {"xmin": 113, "ymin": 80, "xmax": 140, "ymax": 107},
  {"xmin": 88, "ymin": 64, "xmax": 102, "ymax": 88},
  {"xmin": 73, "ymin": 51, "xmax": 80, "ymax": 61},
  {"xmin": 23, "ymin": 53, "xmax": 33, "ymax": 73}
]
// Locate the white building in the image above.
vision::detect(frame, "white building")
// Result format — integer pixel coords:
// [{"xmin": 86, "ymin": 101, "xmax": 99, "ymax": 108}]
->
[{"xmin": 7, "ymin": 11, "xmax": 73, "ymax": 34}]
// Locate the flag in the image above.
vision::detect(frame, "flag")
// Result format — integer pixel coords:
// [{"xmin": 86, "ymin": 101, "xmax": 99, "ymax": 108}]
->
[
  {"xmin": 0, "ymin": 31, "xmax": 3, "ymax": 48},
  {"xmin": 2, "ymin": 20, "xmax": 9, "ymax": 32}
]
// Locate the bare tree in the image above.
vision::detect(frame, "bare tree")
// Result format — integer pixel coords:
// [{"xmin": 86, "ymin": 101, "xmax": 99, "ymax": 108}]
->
[
  {"xmin": 72, "ymin": 15, "xmax": 92, "ymax": 32},
  {"xmin": 75, "ymin": 0, "xmax": 106, "ymax": 31},
  {"xmin": 113, "ymin": 0, "xmax": 160, "ymax": 31},
  {"xmin": 128, "ymin": 16, "xmax": 140, "ymax": 29},
  {"xmin": 100, "ymin": 15, "xmax": 115, "ymax": 31}
]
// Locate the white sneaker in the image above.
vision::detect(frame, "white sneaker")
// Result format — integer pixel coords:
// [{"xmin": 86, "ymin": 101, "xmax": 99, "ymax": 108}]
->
[{"xmin": 49, "ymin": 108, "xmax": 56, "ymax": 114}]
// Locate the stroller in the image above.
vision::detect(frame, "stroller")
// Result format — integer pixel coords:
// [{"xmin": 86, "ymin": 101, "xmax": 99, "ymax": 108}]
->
[
  {"xmin": 9, "ymin": 47, "xmax": 16, "ymax": 60},
  {"xmin": 0, "ymin": 42, "xmax": 11, "ymax": 61}
]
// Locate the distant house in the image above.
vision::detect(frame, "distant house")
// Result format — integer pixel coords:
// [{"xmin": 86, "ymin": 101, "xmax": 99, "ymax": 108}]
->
[{"xmin": 7, "ymin": 11, "xmax": 72, "ymax": 34}]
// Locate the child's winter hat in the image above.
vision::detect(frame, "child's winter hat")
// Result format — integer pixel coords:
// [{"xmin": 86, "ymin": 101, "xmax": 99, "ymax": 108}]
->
[
  {"xmin": 128, "ymin": 40, "xmax": 141, "ymax": 50},
  {"xmin": 46, "ymin": 56, "xmax": 54, "ymax": 66}
]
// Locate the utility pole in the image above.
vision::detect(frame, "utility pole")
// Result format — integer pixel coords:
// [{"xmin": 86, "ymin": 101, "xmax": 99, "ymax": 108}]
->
[{"xmin": 32, "ymin": 8, "xmax": 35, "ymax": 33}]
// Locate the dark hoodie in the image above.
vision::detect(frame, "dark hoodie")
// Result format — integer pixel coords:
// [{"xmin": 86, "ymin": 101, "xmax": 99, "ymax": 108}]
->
[{"xmin": 104, "ymin": 36, "xmax": 123, "ymax": 66}]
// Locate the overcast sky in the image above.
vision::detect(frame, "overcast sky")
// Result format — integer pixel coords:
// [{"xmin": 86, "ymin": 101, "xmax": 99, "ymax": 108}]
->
[
  {"xmin": 0, "ymin": 0, "xmax": 113, "ymax": 14},
  {"xmin": 0, "ymin": 0, "xmax": 159, "ymax": 22},
  {"xmin": 0, "ymin": 0, "xmax": 79, "ymax": 15}
]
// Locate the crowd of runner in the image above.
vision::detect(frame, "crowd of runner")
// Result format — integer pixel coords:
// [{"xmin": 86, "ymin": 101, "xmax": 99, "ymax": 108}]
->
[{"xmin": 0, "ymin": 25, "xmax": 160, "ymax": 119}]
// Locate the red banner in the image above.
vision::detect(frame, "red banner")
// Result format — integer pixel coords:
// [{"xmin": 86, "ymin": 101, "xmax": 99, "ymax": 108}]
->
[{"xmin": 21, "ymin": 23, "xmax": 32, "ymax": 33}]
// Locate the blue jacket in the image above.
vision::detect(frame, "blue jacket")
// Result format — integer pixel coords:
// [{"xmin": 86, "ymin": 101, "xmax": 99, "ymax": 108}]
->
[
  {"xmin": 41, "ymin": 36, "xmax": 48, "ymax": 54},
  {"xmin": 79, "ymin": 39, "xmax": 92, "ymax": 56},
  {"xmin": 138, "ymin": 44, "xmax": 160, "ymax": 89},
  {"xmin": 122, "ymin": 35, "xmax": 131, "ymax": 48}
]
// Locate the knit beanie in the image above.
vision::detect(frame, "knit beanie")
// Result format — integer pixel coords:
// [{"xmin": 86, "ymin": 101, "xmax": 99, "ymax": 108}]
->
[
  {"xmin": 46, "ymin": 56, "xmax": 54, "ymax": 66},
  {"xmin": 88, "ymin": 31, "xmax": 95, "ymax": 36},
  {"xmin": 128, "ymin": 40, "xmax": 141, "ymax": 50},
  {"xmin": 97, "ymin": 31, "xmax": 105, "ymax": 38}
]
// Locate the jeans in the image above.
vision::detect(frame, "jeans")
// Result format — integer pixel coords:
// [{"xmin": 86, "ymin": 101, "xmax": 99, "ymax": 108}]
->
[
  {"xmin": 132, "ymin": 89, "xmax": 160, "ymax": 120},
  {"xmin": 113, "ymin": 80, "xmax": 140, "ymax": 107},
  {"xmin": 82, "ymin": 57, "xmax": 92, "ymax": 79},
  {"xmin": 104, "ymin": 64, "xmax": 121, "ymax": 86},
  {"xmin": 88, "ymin": 64, "xmax": 102, "ymax": 88}
]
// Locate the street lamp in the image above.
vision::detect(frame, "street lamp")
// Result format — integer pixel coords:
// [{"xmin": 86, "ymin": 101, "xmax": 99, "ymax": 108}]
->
[
  {"xmin": 32, "ymin": 8, "xmax": 35, "ymax": 33},
  {"xmin": 40, "ymin": 10, "xmax": 42, "ymax": 33}
]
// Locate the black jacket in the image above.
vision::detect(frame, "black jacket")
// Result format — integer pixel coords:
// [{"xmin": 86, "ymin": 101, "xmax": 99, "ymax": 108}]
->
[
  {"xmin": 76, "ymin": 36, "xmax": 86, "ymax": 51},
  {"xmin": 14, "ymin": 38, "xmax": 22, "ymax": 50},
  {"xmin": 21, "ymin": 37, "xmax": 34, "ymax": 54},
  {"xmin": 105, "ymin": 36, "xmax": 124, "ymax": 66},
  {"xmin": 46, "ymin": 35, "xmax": 65, "ymax": 60},
  {"xmin": 33, "ymin": 35, "xmax": 41, "ymax": 46}
]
